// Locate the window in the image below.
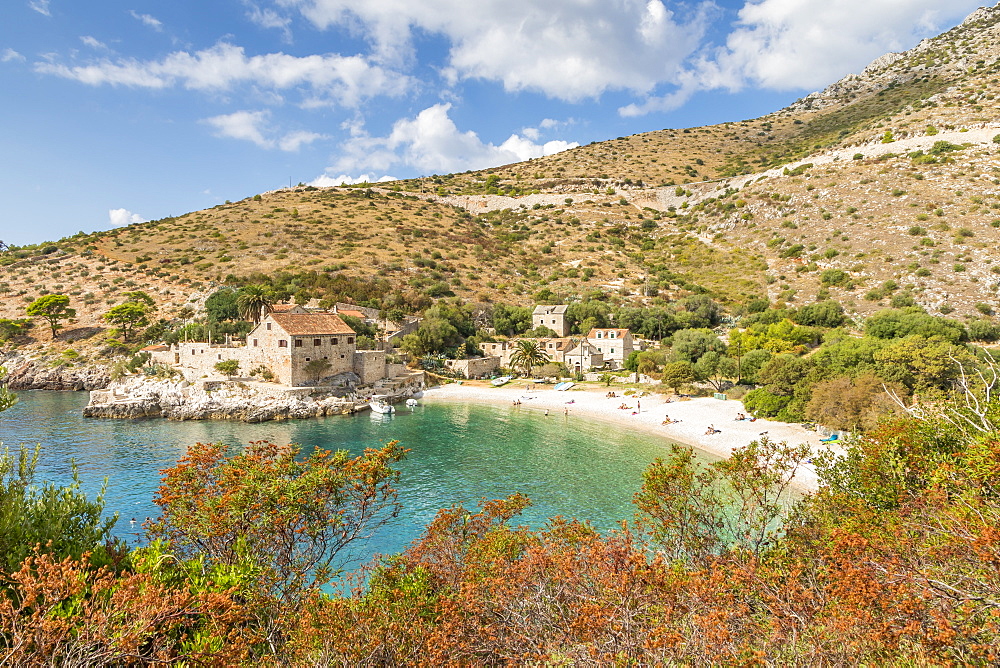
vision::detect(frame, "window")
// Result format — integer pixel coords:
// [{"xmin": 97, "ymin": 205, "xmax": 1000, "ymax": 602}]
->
[
  {"xmin": 305, "ymin": 357, "xmax": 311, "ymax": 362},
  {"xmin": 610, "ymin": 348, "xmax": 615, "ymax": 354},
  {"xmin": 596, "ymin": 332, "xmax": 602, "ymax": 338},
  {"xmin": 314, "ymin": 338, "xmax": 321, "ymax": 346},
  {"xmin": 347, "ymin": 337, "xmax": 354, "ymax": 344},
  {"xmin": 266, "ymin": 323, "xmax": 271, "ymax": 330},
  {"xmin": 332, "ymin": 337, "xmax": 338, "ymax": 345},
  {"xmin": 340, "ymin": 354, "xmax": 345, "ymax": 359},
  {"xmin": 610, "ymin": 331, "xmax": 616, "ymax": 339},
  {"xmin": 279, "ymin": 340, "xmax": 287, "ymax": 347},
  {"xmin": 253, "ymin": 339, "xmax": 258, "ymax": 347},
  {"xmin": 295, "ymin": 339, "xmax": 303, "ymax": 348}
]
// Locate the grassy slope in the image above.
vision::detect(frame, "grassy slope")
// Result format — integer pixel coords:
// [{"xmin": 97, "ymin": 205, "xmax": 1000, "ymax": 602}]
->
[{"xmin": 5, "ymin": 6, "xmax": 1000, "ymax": 355}]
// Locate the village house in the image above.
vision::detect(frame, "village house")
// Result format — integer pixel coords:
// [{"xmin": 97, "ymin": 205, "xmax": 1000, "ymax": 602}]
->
[
  {"xmin": 586, "ymin": 328, "xmax": 635, "ymax": 369},
  {"xmin": 532, "ymin": 305, "xmax": 569, "ymax": 337},
  {"xmin": 478, "ymin": 336, "xmax": 603, "ymax": 374},
  {"xmin": 150, "ymin": 311, "xmax": 393, "ymax": 387}
]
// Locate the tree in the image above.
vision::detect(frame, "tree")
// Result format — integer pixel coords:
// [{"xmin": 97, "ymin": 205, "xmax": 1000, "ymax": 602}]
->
[
  {"xmin": 635, "ymin": 438, "xmax": 811, "ymax": 564},
  {"xmin": 509, "ymin": 339, "xmax": 550, "ymax": 377},
  {"xmin": 0, "ymin": 444, "xmax": 118, "ymax": 574},
  {"xmin": 147, "ymin": 440, "xmax": 407, "ymax": 601},
  {"xmin": 205, "ymin": 288, "xmax": 240, "ymax": 323},
  {"xmin": 694, "ymin": 351, "xmax": 740, "ymax": 392},
  {"xmin": 104, "ymin": 302, "xmax": 151, "ymax": 342},
  {"xmin": 305, "ymin": 358, "xmax": 331, "ymax": 383},
  {"xmin": 0, "ymin": 317, "xmax": 33, "ymax": 343},
  {"xmin": 805, "ymin": 374, "xmax": 907, "ymax": 432},
  {"xmin": 26, "ymin": 294, "xmax": 75, "ymax": 338},
  {"xmin": 0, "ymin": 365, "xmax": 15, "ymax": 414},
  {"xmin": 236, "ymin": 284, "xmax": 274, "ymax": 325},
  {"xmin": 661, "ymin": 361, "xmax": 695, "ymax": 394},
  {"xmin": 214, "ymin": 359, "xmax": 240, "ymax": 379},
  {"xmin": 793, "ymin": 300, "xmax": 847, "ymax": 328},
  {"xmin": 669, "ymin": 328, "xmax": 725, "ymax": 363},
  {"xmin": 492, "ymin": 304, "xmax": 532, "ymax": 337}
]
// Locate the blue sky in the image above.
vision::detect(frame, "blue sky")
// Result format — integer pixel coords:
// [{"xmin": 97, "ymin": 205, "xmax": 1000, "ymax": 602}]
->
[{"xmin": 0, "ymin": 0, "xmax": 985, "ymax": 246}]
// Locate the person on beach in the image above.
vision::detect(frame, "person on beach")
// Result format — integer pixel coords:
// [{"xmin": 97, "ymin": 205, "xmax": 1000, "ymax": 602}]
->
[{"xmin": 544, "ymin": 409, "xmax": 549, "ymax": 416}]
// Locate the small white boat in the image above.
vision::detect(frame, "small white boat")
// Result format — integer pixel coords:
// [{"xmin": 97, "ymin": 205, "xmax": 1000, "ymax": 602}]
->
[
  {"xmin": 553, "ymin": 382, "xmax": 575, "ymax": 391},
  {"xmin": 405, "ymin": 398, "xmax": 418, "ymax": 408},
  {"xmin": 369, "ymin": 395, "xmax": 395, "ymax": 414},
  {"xmin": 491, "ymin": 376, "xmax": 513, "ymax": 387}
]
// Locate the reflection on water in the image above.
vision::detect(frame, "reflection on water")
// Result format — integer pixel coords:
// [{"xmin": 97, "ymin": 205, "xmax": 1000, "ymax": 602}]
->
[{"xmin": 0, "ymin": 391, "xmax": 698, "ymax": 568}]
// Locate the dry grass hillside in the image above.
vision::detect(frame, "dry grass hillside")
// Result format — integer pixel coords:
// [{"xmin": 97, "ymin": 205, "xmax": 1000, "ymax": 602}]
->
[{"xmin": 5, "ymin": 4, "xmax": 1000, "ymax": 354}]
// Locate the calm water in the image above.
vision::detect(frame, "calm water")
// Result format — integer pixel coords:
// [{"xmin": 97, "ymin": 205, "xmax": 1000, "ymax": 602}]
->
[{"xmin": 0, "ymin": 391, "xmax": 696, "ymax": 568}]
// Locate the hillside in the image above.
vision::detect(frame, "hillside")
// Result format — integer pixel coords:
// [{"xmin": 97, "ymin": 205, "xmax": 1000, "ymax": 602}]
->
[{"xmin": 4, "ymin": 4, "xmax": 1000, "ymax": 353}]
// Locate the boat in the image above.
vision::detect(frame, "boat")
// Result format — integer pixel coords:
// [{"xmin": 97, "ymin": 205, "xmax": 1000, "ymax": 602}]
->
[
  {"xmin": 553, "ymin": 382, "xmax": 575, "ymax": 391},
  {"xmin": 405, "ymin": 398, "xmax": 418, "ymax": 408},
  {"xmin": 369, "ymin": 395, "xmax": 395, "ymax": 414},
  {"xmin": 491, "ymin": 376, "xmax": 513, "ymax": 387}
]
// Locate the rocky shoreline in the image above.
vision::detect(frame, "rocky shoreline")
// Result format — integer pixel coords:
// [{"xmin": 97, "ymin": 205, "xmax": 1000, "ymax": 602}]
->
[
  {"xmin": 82, "ymin": 377, "xmax": 416, "ymax": 423},
  {"xmin": 1, "ymin": 353, "xmax": 110, "ymax": 391}
]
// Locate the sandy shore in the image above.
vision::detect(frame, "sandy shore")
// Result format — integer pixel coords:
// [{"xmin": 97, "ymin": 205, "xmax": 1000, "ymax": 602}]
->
[{"xmin": 422, "ymin": 381, "xmax": 831, "ymax": 491}]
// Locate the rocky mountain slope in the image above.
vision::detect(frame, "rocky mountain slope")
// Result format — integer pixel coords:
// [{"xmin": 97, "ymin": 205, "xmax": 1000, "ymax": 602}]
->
[{"xmin": 4, "ymin": 3, "xmax": 1000, "ymax": 357}]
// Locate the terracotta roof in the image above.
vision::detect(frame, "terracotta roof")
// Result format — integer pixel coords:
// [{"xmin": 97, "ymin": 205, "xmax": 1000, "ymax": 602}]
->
[
  {"xmin": 337, "ymin": 309, "xmax": 367, "ymax": 320},
  {"xmin": 270, "ymin": 313, "xmax": 356, "ymax": 336},
  {"xmin": 141, "ymin": 345, "xmax": 169, "ymax": 352},
  {"xmin": 269, "ymin": 303, "xmax": 303, "ymax": 313},
  {"xmin": 586, "ymin": 328, "xmax": 630, "ymax": 338}
]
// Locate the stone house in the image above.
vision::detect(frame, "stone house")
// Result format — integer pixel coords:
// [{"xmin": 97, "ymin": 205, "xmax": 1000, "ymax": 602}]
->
[
  {"xmin": 244, "ymin": 312, "xmax": 362, "ymax": 386},
  {"xmin": 561, "ymin": 341, "xmax": 604, "ymax": 374},
  {"xmin": 478, "ymin": 337, "xmax": 603, "ymax": 372},
  {"xmin": 151, "ymin": 311, "xmax": 390, "ymax": 387},
  {"xmin": 532, "ymin": 305, "xmax": 569, "ymax": 336},
  {"xmin": 586, "ymin": 328, "xmax": 635, "ymax": 369}
]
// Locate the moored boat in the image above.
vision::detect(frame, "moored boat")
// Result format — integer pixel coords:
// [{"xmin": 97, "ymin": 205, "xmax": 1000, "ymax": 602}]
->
[
  {"xmin": 369, "ymin": 395, "xmax": 395, "ymax": 414},
  {"xmin": 491, "ymin": 376, "xmax": 513, "ymax": 387}
]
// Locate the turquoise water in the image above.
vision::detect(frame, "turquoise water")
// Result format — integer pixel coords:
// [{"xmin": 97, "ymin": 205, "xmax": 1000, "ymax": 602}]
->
[{"xmin": 0, "ymin": 391, "xmax": 695, "ymax": 568}]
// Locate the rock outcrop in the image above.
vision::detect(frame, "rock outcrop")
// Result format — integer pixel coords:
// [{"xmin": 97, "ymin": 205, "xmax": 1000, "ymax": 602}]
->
[
  {"xmin": 2, "ymin": 355, "xmax": 111, "ymax": 391},
  {"xmin": 82, "ymin": 377, "xmax": 418, "ymax": 423}
]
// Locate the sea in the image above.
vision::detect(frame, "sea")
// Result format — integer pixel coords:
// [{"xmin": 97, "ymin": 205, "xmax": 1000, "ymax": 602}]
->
[{"xmin": 0, "ymin": 390, "xmax": 697, "ymax": 572}]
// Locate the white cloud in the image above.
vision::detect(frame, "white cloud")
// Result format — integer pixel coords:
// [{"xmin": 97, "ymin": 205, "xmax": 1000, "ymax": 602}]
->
[
  {"xmin": 202, "ymin": 109, "xmax": 327, "ymax": 151},
  {"xmin": 28, "ymin": 0, "xmax": 50, "ymax": 16},
  {"xmin": 128, "ymin": 10, "xmax": 163, "ymax": 31},
  {"xmin": 80, "ymin": 36, "xmax": 109, "ymax": 50},
  {"xmin": 309, "ymin": 174, "xmax": 396, "ymax": 187},
  {"xmin": 244, "ymin": 2, "xmax": 293, "ymax": 41},
  {"xmin": 707, "ymin": 0, "xmax": 985, "ymax": 91},
  {"xmin": 1, "ymin": 48, "xmax": 25, "ymax": 63},
  {"xmin": 34, "ymin": 42, "xmax": 410, "ymax": 107},
  {"xmin": 332, "ymin": 103, "xmax": 578, "ymax": 176},
  {"xmin": 279, "ymin": 0, "xmax": 711, "ymax": 100},
  {"xmin": 109, "ymin": 208, "xmax": 146, "ymax": 227}
]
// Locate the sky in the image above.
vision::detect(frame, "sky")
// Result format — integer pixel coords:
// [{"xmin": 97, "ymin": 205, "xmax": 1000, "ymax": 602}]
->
[{"xmin": 0, "ymin": 0, "xmax": 987, "ymax": 246}]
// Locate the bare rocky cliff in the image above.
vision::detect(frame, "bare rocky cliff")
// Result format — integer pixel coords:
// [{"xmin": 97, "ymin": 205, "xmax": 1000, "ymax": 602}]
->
[{"xmin": 2, "ymin": 354, "xmax": 110, "ymax": 391}]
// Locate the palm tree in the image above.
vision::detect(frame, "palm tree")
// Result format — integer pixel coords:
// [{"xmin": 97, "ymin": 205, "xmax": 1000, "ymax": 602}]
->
[
  {"xmin": 237, "ymin": 285, "xmax": 274, "ymax": 325},
  {"xmin": 509, "ymin": 339, "xmax": 550, "ymax": 377}
]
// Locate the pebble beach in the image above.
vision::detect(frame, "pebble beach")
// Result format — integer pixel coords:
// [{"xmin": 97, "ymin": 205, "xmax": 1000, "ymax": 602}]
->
[{"xmin": 423, "ymin": 381, "xmax": 835, "ymax": 491}]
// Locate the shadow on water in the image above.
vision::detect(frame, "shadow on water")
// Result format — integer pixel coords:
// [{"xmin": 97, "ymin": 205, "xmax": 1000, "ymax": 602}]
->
[{"xmin": 1, "ymin": 391, "xmax": 704, "ymax": 570}]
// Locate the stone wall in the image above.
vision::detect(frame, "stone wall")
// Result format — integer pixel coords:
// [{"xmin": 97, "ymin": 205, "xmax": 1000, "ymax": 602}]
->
[
  {"xmin": 444, "ymin": 356, "xmax": 500, "ymax": 379},
  {"xmin": 353, "ymin": 350, "xmax": 387, "ymax": 385}
]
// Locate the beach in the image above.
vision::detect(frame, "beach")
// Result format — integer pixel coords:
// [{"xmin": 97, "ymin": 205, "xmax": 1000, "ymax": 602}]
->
[{"xmin": 423, "ymin": 381, "xmax": 832, "ymax": 491}]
